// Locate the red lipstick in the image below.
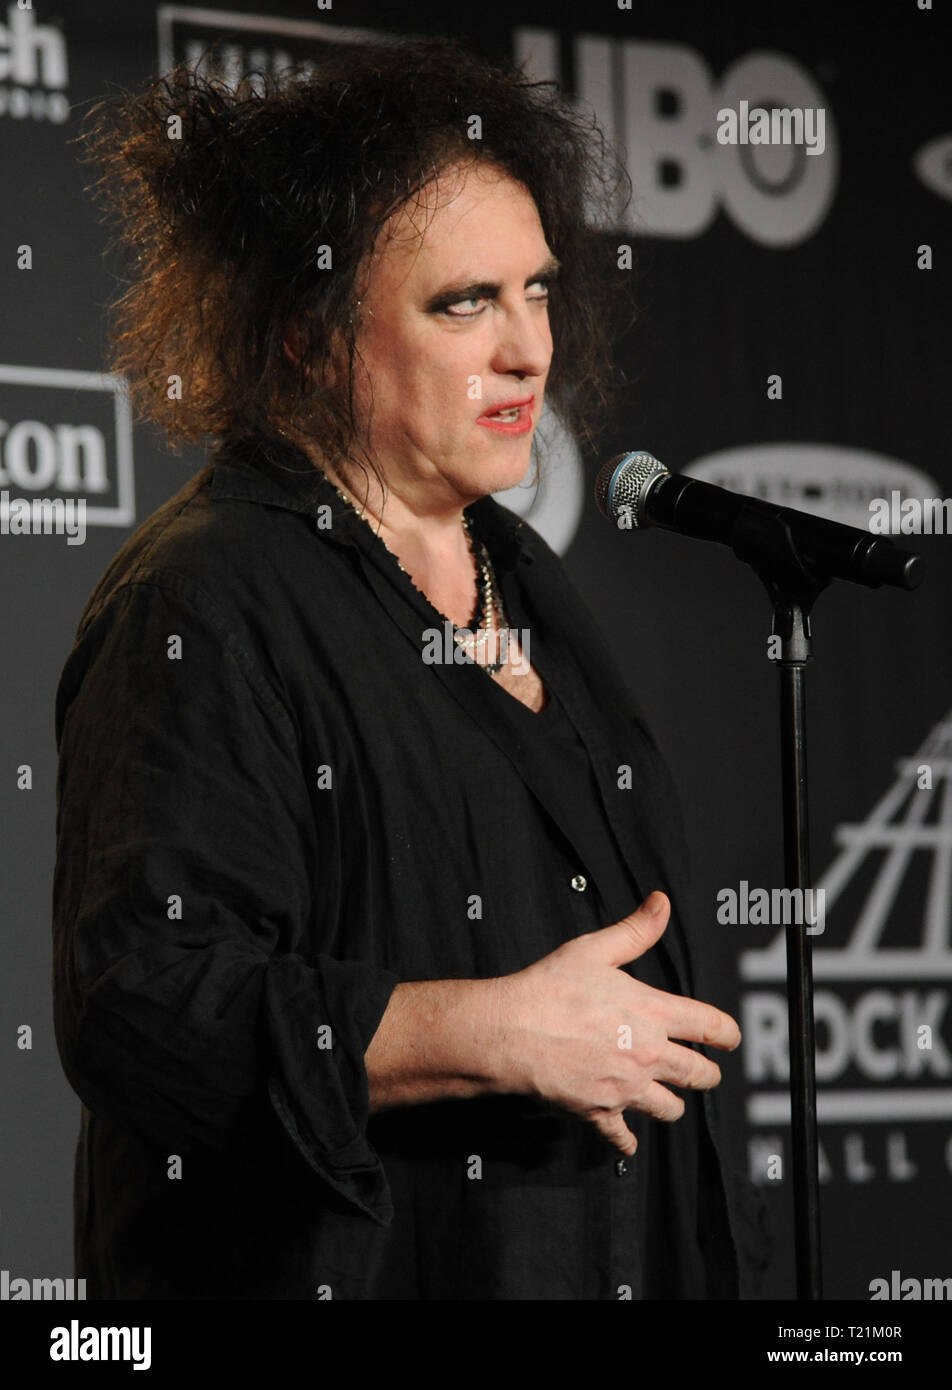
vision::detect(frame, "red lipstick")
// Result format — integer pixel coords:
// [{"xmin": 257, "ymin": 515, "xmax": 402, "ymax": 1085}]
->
[{"xmin": 476, "ymin": 395, "xmax": 535, "ymax": 436}]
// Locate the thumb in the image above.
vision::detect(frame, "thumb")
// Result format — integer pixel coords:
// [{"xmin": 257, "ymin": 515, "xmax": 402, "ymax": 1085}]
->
[{"xmin": 587, "ymin": 891, "xmax": 670, "ymax": 968}]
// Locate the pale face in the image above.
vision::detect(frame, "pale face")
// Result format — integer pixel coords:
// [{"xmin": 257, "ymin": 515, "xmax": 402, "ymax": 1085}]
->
[{"xmin": 348, "ymin": 163, "xmax": 557, "ymax": 511}]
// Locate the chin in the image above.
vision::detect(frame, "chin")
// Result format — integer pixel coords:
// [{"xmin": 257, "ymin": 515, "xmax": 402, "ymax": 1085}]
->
[{"xmin": 469, "ymin": 442, "xmax": 536, "ymax": 499}]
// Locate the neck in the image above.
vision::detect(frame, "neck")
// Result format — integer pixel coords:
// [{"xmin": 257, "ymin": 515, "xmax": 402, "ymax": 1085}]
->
[{"xmin": 312, "ymin": 452, "xmax": 478, "ymax": 598}]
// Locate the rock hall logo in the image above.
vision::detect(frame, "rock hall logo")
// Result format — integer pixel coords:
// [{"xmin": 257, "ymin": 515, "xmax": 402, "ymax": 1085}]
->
[{"xmin": 741, "ymin": 715, "xmax": 952, "ymax": 1186}]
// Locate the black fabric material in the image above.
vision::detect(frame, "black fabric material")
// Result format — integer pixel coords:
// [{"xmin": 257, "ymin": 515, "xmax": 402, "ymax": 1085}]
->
[
  {"xmin": 52, "ymin": 431, "xmax": 768, "ymax": 1299},
  {"xmin": 489, "ymin": 680, "xmax": 709, "ymax": 1299}
]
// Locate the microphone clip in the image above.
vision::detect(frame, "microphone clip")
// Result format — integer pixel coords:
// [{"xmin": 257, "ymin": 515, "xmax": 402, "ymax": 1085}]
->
[{"xmin": 729, "ymin": 508, "xmax": 829, "ymax": 664}]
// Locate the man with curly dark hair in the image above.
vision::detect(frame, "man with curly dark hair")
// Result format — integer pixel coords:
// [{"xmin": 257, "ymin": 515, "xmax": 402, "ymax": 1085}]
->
[{"xmin": 52, "ymin": 36, "xmax": 769, "ymax": 1300}]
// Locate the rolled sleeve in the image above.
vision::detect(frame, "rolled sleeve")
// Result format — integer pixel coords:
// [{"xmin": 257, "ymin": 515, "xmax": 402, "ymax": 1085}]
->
[{"xmin": 52, "ymin": 571, "xmax": 398, "ymax": 1224}]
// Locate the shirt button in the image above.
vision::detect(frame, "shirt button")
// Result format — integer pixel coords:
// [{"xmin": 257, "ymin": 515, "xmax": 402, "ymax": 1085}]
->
[
  {"xmin": 570, "ymin": 874, "xmax": 588, "ymax": 892},
  {"xmin": 615, "ymin": 1157, "xmax": 629, "ymax": 1177}
]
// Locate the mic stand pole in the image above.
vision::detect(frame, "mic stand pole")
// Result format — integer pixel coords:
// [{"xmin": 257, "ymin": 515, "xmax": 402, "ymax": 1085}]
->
[{"xmin": 731, "ymin": 509, "xmax": 828, "ymax": 1301}]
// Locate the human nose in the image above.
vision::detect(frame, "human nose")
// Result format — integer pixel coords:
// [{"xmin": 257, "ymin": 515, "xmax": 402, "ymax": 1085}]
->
[{"xmin": 489, "ymin": 298, "xmax": 552, "ymax": 381}]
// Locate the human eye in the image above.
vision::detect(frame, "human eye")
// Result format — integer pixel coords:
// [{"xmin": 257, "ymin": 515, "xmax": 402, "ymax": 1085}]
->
[
  {"xmin": 441, "ymin": 295, "xmax": 488, "ymax": 318},
  {"xmin": 526, "ymin": 277, "xmax": 553, "ymax": 304}
]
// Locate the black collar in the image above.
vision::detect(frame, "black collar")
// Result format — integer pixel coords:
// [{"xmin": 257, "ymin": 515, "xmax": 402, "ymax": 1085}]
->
[{"xmin": 209, "ymin": 432, "xmax": 535, "ymax": 574}]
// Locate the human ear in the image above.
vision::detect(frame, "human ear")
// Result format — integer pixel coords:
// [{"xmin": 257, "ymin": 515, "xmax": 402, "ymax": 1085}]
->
[{"xmin": 283, "ymin": 319, "xmax": 304, "ymax": 367}]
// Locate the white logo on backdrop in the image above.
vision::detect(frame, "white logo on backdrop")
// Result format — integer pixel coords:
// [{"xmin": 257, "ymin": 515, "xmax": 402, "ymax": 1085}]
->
[
  {"xmin": 743, "ymin": 719, "xmax": 952, "ymax": 997},
  {"xmin": 492, "ymin": 404, "xmax": 584, "ymax": 557},
  {"xmin": 0, "ymin": 2, "xmax": 68, "ymax": 123},
  {"xmin": 157, "ymin": 5, "xmax": 384, "ymax": 78},
  {"xmin": 0, "ymin": 365, "xmax": 134, "ymax": 527},
  {"xmin": 740, "ymin": 716, "xmax": 952, "ymax": 1183},
  {"xmin": 913, "ymin": 133, "xmax": 952, "ymax": 204},
  {"xmin": 516, "ymin": 29, "xmax": 838, "ymax": 246},
  {"xmin": 683, "ymin": 443, "xmax": 940, "ymax": 530}
]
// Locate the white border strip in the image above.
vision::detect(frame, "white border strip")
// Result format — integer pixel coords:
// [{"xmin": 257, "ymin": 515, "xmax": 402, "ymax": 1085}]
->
[
  {"xmin": 747, "ymin": 1089, "xmax": 952, "ymax": 1124},
  {"xmin": 741, "ymin": 950, "xmax": 952, "ymax": 981}
]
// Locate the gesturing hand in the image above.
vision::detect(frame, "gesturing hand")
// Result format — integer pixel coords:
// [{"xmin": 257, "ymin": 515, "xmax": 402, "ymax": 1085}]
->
[{"xmin": 491, "ymin": 890, "xmax": 741, "ymax": 1155}]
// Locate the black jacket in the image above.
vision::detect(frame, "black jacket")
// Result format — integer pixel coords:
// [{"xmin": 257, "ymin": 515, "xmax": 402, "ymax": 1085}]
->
[{"xmin": 52, "ymin": 432, "xmax": 769, "ymax": 1299}]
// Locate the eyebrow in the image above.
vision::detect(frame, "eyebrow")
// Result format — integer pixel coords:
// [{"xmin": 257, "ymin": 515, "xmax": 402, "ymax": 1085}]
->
[{"xmin": 423, "ymin": 255, "xmax": 562, "ymax": 311}]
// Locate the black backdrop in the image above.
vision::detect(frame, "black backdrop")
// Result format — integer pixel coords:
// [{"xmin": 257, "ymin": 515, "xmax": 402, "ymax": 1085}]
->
[{"xmin": 2, "ymin": 0, "xmax": 951, "ymax": 1306}]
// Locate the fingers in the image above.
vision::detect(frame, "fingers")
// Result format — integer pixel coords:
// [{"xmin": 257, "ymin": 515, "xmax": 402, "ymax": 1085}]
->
[
  {"xmin": 598, "ymin": 1083, "xmax": 686, "ymax": 1137},
  {"xmin": 589, "ymin": 1045, "xmax": 717, "ymax": 1152},
  {"xmin": 616, "ymin": 1038, "xmax": 725, "ymax": 1131},
  {"xmin": 637, "ymin": 1081, "xmax": 687, "ymax": 1122},
  {"xmin": 594, "ymin": 1111, "xmax": 639, "ymax": 1156},
  {"xmin": 654, "ymin": 1039, "xmax": 722, "ymax": 1091},
  {"xmin": 592, "ymin": 1085, "xmax": 688, "ymax": 1153},
  {"xmin": 675, "ymin": 1001, "xmax": 741, "ymax": 1052},
  {"xmin": 588, "ymin": 891, "xmax": 671, "ymax": 969},
  {"xmin": 581, "ymin": 890, "xmax": 741, "ymax": 1048},
  {"xmin": 633, "ymin": 985, "xmax": 741, "ymax": 1052},
  {"xmin": 597, "ymin": 1042, "xmax": 724, "ymax": 1146}
]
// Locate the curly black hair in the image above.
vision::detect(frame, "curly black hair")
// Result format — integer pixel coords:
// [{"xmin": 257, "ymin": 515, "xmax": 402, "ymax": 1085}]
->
[{"xmin": 75, "ymin": 35, "xmax": 633, "ymax": 488}]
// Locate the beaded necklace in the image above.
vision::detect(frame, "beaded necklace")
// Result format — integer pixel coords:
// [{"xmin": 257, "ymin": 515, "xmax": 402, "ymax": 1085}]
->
[{"xmin": 323, "ymin": 473, "xmax": 510, "ymax": 675}]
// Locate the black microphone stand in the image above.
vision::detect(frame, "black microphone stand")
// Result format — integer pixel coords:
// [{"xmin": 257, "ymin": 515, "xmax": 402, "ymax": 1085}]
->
[
  {"xmin": 599, "ymin": 453, "xmax": 924, "ymax": 1298},
  {"xmin": 730, "ymin": 508, "xmax": 829, "ymax": 1302}
]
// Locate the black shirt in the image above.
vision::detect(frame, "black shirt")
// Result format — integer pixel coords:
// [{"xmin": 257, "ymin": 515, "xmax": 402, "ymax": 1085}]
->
[
  {"xmin": 483, "ymin": 676, "xmax": 710, "ymax": 1299},
  {"xmin": 51, "ymin": 431, "xmax": 766, "ymax": 1299}
]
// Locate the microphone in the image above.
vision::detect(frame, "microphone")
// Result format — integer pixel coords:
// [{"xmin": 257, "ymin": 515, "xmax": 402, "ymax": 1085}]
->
[{"xmin": 594, "ymin": 451, "xmax": 924, "ymax": 591}]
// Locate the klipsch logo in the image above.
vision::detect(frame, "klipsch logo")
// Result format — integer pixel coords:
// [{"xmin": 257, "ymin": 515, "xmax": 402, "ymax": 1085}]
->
[
  {"xmin": 157, "ymin": 5, "xmax": 383, "ymax": 80},
  {"xmin": 0, "ymin": 366, "xmax": 135, "ymax": 538},
  {"xmin": 741, "ymin": 715, "xmax": 952, "ymax": 1186},
  {"xmin": 683, "ymin": 443, "xmax": 940, "ymax": 531},
  {"xmin": 0, "ymin": 2, "xmax": 69, "ymax": 123}
]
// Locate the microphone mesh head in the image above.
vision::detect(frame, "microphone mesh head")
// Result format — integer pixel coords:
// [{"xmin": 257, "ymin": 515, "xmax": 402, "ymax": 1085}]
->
[{"xmin": 594, "ymin": 452, "xmax": 668, "ymax": 526}]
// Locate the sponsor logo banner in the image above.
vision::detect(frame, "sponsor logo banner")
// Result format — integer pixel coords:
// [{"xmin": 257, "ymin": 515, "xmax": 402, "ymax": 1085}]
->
[
  {"xmin": 157, "ymin": 4, "xmax": 383, "ymax": 79},
  {"xmin": 0, "ymin": 365, "xmax": 134, "ymax": 528}
]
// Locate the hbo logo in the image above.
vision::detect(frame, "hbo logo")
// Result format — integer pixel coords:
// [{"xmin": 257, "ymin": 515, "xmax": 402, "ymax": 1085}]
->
[{"xmin": 518, "ymin": 33, "xmax": 839, "ymax": 246}]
